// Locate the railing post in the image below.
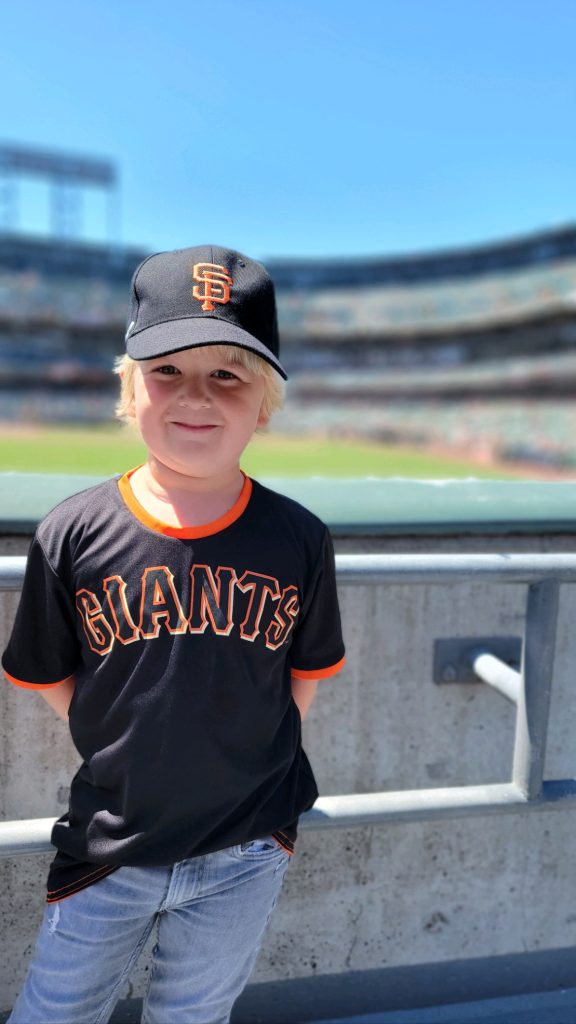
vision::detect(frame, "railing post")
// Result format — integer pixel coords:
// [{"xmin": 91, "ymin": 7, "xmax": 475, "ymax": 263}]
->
[{"xmin": 512, "ymin": 579, "xmax": 559, "ymax": 800}]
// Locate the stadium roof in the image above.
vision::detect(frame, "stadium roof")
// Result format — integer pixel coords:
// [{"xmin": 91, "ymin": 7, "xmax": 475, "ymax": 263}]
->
[
  {"xmin": 266, "ymin": 224, "xmax": 576, "ymax": 289},
  {"xmin": 0, "ymin": 232, "xmax": 145, "ymax": 282},
  {"xmin": 1, "ymin": 222, "xmax": 576, "ymax": 289}
]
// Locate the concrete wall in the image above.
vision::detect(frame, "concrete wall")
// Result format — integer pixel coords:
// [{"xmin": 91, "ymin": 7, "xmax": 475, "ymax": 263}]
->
[{"xmin": 2, "ymin": 528, "xmax": 576, "ymax": 1010}]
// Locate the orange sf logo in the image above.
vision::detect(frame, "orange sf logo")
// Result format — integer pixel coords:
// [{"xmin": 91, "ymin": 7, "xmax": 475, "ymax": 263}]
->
[{"xmin": 192, "ymin": 263, "xmax": 233, "ymax": 311}]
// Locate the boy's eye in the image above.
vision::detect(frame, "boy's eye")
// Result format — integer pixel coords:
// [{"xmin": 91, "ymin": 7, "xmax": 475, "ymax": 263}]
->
[
  {"xmin": 154, "ymin": 364, "xmax": 180, "ymax": 376},
  {"xmin": 212, "ymin": 369, "xmax": 239, "ymax": 381}
]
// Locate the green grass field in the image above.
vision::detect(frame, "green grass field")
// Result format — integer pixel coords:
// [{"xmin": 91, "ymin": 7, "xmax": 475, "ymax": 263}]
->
[{"xmin": 0, "ymin": 424, "xmax": 531, "ymax": 479}]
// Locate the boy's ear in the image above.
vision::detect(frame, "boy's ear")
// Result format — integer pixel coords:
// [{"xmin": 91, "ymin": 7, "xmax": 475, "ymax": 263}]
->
[
  {"xmin": 256, "ymin": 405, "xmax": 270, "ymax": 429},
  {"xmin": 119, "ymin": 368, "xmax": 136, "ymax": 418}
]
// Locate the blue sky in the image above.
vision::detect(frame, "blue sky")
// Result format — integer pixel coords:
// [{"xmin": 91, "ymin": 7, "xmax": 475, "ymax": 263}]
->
[{"xmin": 1, "ymin": 0, "xmax": 575, "ymax": 260}]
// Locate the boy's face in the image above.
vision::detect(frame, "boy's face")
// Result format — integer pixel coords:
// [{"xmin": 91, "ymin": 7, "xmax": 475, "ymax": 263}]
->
[{"xmin": 128, "ymin": 346, "xmax": 268, "ymax": 482}]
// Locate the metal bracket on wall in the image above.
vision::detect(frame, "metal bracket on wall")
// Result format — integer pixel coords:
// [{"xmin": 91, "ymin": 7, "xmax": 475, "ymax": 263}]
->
[{"xmin": 433, "ymin": 636, "xmax": 522, "ymax": 704}]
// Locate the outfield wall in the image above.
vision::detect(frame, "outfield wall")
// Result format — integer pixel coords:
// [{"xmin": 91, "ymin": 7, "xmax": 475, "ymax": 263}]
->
[{"xmin": 2, "ymin": 478, "xmax": 576, "ymax": 1014}]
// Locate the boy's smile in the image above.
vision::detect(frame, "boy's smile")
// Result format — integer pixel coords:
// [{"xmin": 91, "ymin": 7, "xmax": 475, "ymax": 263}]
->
[{"xmin": 128, "ymin": 346, "xmax": 268, "ymax": 489}]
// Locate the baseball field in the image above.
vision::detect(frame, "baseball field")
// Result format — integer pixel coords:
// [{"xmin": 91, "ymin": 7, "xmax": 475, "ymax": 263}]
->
[{"xmin": 0, "ymin": 424, "xmax": 549, "ymax": 479}]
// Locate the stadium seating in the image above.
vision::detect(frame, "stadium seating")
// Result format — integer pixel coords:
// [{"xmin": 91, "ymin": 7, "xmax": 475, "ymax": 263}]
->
[{"xmin": 2, "ymin": 227, "xmax": 576, "ymax": 473}]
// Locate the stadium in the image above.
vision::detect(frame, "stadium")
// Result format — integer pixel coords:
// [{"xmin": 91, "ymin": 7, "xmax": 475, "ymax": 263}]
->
[
  {"xmin": 3, "ymin": 138, "xmax": 576, "ymax": 1023},
  {"xmin": 1, "ymin": 145, "xmax": 576, "ymax": 471}
]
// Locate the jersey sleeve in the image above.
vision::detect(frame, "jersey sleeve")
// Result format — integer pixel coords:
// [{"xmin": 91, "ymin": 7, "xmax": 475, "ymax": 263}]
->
[
  {"xmin": 289, "ymin": 528, "xmax": 346, "ymax": 680},
  {"xmin": 2, "ymin": 534, "xmax": 81, "ymax": 689}
]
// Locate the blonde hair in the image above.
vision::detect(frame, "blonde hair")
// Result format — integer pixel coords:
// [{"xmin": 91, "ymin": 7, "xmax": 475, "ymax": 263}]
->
[{"xmin": 114, "ymin": 345, "xmax": 285, "ymax": 425}]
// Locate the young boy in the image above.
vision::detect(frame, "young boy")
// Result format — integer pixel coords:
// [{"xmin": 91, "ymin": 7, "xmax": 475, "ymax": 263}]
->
[{"xmin": 2, "ymin": 245, "xmax": 345, "ymax": 1024}]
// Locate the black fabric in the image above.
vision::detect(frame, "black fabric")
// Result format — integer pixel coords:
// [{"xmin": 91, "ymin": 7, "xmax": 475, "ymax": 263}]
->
[{"xmin": 2, "ymin": 476, "xmax": 344, "ymax": 899}]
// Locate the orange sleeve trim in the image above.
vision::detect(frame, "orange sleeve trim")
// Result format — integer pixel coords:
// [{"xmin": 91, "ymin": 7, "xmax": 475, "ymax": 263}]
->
[
  {"xmin": 291, "ymin": 656, "xmax": 346, "ymax": 680},
  {"xmin": 118, "ymin": 467, "xmax": 253, "ymax": 538},
  {"xmin": 3, "ymin": 670, "xmax": 74, "ymax": 691}
]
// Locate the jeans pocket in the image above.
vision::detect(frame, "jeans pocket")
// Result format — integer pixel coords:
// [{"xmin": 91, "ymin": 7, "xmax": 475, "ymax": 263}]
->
[{"xmin": 238, "ymin": 835, "xmax": 284, "ymax": 857}]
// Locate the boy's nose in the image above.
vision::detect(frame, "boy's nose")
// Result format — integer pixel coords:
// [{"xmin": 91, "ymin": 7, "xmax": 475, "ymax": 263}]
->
[{"xmin": 177, "ymin": 377, "xmax": 211, "ymax": 407}]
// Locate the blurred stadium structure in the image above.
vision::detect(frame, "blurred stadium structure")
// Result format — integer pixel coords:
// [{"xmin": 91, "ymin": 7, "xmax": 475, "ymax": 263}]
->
[
  {"xmin": 2, "ymin": 145, "xmax": 576, "ymax": 470},
  {"xmin": 0, "ymin": 143, "xmax": 119, "ymax": 242}
]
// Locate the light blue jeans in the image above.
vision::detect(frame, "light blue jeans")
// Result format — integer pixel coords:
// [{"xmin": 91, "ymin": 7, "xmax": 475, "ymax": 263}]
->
[{"xmin": 9, "ymin": 836, "xmax": 291, "ymax": 1024}]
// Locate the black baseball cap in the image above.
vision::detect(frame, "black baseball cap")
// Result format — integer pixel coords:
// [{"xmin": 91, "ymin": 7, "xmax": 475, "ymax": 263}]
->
[{"xmin": 125, "ymin": 244, "xmax": 287, "ymax": 380}]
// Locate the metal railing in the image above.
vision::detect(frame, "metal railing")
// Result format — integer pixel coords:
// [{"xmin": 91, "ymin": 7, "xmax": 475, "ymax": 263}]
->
[{"xmin": 2, "ymin": 552, "xmax": 576, "ymax": 857}]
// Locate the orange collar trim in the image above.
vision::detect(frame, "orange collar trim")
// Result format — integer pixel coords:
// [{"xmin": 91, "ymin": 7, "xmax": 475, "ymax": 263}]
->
[{"xmin": 117, "ymin": 467, "xmax": 253, "ymax": 539}]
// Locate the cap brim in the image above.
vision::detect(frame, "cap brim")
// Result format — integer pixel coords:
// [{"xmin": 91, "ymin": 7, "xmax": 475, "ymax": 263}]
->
[{"xmin": 126, "ymin": 317, "xmax": 288, "ymax": 380}]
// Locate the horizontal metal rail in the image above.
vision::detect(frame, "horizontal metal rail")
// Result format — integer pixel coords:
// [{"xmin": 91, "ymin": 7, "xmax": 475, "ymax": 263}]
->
[
  {"xmin": 3, "ymin": 781, "xmax": 576, "ymax": 857},
  {"xmin": 4, "ymin": 553, "xmax": 576, "ymax": 591},
  {"xmin": 1, "ymin": 552, "xmax": 575, "ymax": 857}
]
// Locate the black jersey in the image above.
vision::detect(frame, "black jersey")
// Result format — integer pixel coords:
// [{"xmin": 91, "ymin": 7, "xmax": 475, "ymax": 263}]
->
[{"xmin": 2, "ymin": 471, "xmax": 345, "ymax": 902}]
